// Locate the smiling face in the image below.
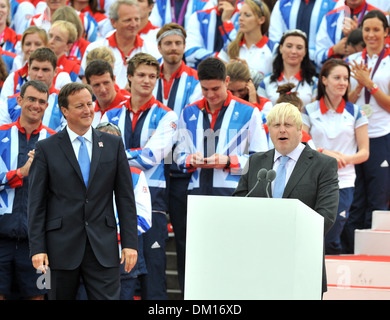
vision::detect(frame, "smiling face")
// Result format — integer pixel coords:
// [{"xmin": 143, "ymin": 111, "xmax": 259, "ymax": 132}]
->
[
  {"xmin": 111, "ymin": 4, "xmax": 141, "ymax": 39},
  {"xmin": 200, "ymin": 77, "xmax": 230, "ymax": 111},
  {"xmin": 362, "ymin": 17, "xmax": 388, "ymax": 54},
  {"xmin": 17, "ymin": 86, "xmax": 48, "ymax": 125},
  {"xmin": 0, "ymin": 0, "xmax": 9, "ymax": 27},
  {"xmin": 322, "ymin": 65, "xmax": 349, "ymax": 100},
  {"xmin": 279, "ymin": 35, "xmax": 306, "ymax": 68},
  {"xmin": 61, "ymin": 88, "xmax": 94, "ymax": 135}
]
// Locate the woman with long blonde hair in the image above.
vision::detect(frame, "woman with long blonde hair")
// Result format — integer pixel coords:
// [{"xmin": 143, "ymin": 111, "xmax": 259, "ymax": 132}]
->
[{"xmin": 218, "ymin": 0, "xmax": 273, "ymax": 79}]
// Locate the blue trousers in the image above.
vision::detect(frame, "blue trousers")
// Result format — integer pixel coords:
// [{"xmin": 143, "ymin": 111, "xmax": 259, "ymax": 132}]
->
[
  {"xmin": 341, "ymin": 133, "xmax": 390, "ymax": 253},
  {"xmin": 325, "ymin": 187, "xmax": 354, "ymax": 255}
]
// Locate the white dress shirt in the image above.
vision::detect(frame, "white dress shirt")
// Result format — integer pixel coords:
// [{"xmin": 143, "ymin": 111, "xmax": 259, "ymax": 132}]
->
[
  {"xmin": 272, "ymin": 142, "xmax": 305, "ymax": 191},
  {"xmin": 66, "ymin": 126, "xmax": 93, "ymax": 162}
]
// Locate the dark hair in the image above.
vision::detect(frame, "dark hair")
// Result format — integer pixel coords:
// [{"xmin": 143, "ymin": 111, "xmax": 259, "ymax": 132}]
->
[
  {"xmin": 85, "ymin": 59, "xmax": 114, "ymax": 83},
  {"xmin": 347, "ymin": 28, "xmax": 365, "ymax": 47},
  {"xmin": 197, "ymin": 57, "xmax": 226, "ymax": 81},
  {"xmin": 70, "ymin": 0, "xmax": 105, "ymax": 14},
  {"xmin": 317, "ymin": 59, "xmax": 350, "ymax": 102},
  {"xmin": 360, "ymin": 9, "xmax": 389, "ymax": 30},
  {"xmin": 29, "ymin": 47, "xmax": 57, "ymax": 70},
  {"xmin": 270, "ymin": 31, "xmax": 316, "ymax": 85},
  {"xmin": 20, "ymin": 80, "xmax": 49, "ymax": 99},
  {"xmin": 276, "ymin": 83, "xmax": 303, "ymax": 111},
  {"xmin": 0, "ymin": 55, "xmax": 8, "ymax": 82},
  {"xmin": 58, "ymin": 83, "xmax": 93, "ymax": 109}
]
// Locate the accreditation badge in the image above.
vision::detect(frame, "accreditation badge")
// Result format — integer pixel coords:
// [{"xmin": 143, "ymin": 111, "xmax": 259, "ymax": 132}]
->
[{"xmin": 361, "ymin": 104, "xmax": 373, "ymax": 118}]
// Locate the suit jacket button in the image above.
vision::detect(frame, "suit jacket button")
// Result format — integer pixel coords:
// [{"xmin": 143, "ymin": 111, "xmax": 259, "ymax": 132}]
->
[
  {"xmin": 85, "ymin": 199, "xmax": 88, "ymax": 203},
  {"xmin": 85, "ymin": 221, "xmax": 88, "ymax": 226}
]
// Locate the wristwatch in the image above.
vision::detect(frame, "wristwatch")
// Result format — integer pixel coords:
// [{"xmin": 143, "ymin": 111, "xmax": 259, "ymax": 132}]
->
[
  {"xmin": 368, "ymin": 83, "xmax": 378, "ymax": 93},
  {"xmin": 224, "ymin": 156, "xmax": 231, "ymax": 169}
]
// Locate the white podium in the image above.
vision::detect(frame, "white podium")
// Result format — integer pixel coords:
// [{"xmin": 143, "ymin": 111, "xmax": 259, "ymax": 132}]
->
[{"xmin": 184, "ymin": 195, "xmax": 324, "ymax": 300}]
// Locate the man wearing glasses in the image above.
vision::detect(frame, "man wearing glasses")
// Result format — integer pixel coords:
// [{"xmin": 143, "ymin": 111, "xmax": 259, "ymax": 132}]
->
[{"xmin": 0, "ymin": 80, "xmax": 56, "ymax": 300}]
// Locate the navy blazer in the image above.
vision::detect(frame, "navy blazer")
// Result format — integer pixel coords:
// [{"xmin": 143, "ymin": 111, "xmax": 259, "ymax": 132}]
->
[{"xmin": 28, "ymin": 127, "xmax": 138, "ymax": 270}]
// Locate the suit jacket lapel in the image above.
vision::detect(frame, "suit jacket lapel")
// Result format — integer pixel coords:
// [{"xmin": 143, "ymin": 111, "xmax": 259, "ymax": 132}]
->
[
  {"xmin": 87, "ymin": 128, "xmax": 102, "ymax": 189},
  {"xmin": 283, "ymin": 145, "xmax": 314, "ymax": 198},
  {"xmin": 58, "ymin": 128, "xmax": 85, "ymax": 185}
]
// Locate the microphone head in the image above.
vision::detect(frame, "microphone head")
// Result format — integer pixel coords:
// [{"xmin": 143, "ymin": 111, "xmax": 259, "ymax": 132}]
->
[
  {"xmin": 266, "ymin": 169, "xmax": 276, "ymax": 182},
  {"xmin": 257, "ymin": 168, "xmax": 267, "ymax": 181}
]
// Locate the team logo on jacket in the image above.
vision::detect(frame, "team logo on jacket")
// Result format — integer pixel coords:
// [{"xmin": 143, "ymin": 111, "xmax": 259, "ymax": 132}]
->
[{"xmin": 170, "ymin": 121, "xmax": 177, "ymax": 129}]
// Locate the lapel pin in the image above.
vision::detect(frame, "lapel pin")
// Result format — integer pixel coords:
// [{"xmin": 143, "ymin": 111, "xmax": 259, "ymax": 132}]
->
[{"xmin": 99, "ymin": 142, "xmax": 104, "ymax": 148}]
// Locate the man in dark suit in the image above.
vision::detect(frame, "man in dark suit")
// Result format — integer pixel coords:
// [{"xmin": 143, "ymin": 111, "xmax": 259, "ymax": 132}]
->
[
  {"xmin": 233, "ymin": 102, "xmax": 339, "ymax": 294},
  {"xmin": 28, "ymin": 83, "xmax": 138, "ymax": 300}
]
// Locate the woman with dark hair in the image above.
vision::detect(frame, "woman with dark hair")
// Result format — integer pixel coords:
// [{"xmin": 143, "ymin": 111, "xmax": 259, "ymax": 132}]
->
[
  {"xmin": 302, "ymin": 59, "xmax": 369, "ymax": 255},
  {"xmin": 346, "ymin": 28, "xmax": 365, "ymax": 56},
  {"xmin": 343, "ymin": 9, "xmax": 390, "ymax": 253},
  {"xmin": 257, "ymin": 29, "xmax": 317, "ymax": 110}
]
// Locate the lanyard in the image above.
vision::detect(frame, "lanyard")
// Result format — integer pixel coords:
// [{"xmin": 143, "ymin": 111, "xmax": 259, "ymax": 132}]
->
[
  {"xmin": 364, "ymin": 48, "xmax": 385, "ymax": 104},
  {"xmin": 170, "ymin": 0, "xmax": 190, "ymax": 26},
  {"xmin": 356, "ymin": 4, "xmax": 368, "ymax": 25}
]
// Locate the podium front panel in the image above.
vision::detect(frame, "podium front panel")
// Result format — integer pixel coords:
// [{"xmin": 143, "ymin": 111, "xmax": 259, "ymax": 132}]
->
[{"xmin": 184, "ymin": 195, "xmax": 324, "ymax": 300}]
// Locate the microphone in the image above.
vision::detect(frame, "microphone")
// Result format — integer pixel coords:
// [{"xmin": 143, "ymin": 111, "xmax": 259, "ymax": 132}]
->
[
  {"xmin": 245, "ymin": 168, "xmax": 267, "ymax": 197},
  {"xmin": 265, "ymin": 169, "xmax": 276, "ymax": 198}
]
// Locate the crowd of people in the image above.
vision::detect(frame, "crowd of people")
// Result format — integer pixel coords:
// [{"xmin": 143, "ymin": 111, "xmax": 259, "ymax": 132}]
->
[{"xmin": 0, "ymin": 0, "xmax": 389, "ymax": 300}]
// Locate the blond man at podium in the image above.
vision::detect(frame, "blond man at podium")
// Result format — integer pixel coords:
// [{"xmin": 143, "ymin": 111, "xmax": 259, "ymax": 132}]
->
[{"xmin": 233, "ymin": 102, "xmax": 339, "ymax": 295}]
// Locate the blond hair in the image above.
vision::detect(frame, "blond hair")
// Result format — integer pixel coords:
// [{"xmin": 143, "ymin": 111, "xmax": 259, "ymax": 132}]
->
[
  {"xmin": 226, "ymin": 60, "xmax": 251, "ymax": 82},
  {"xmin": 227, "ymin": 0, "xmax": 270, "ymax": 60},
  {"xmin": 50, "ymin": 20, "xmax": 78, "ymax": 44},
  {"xmin": 86, "ymin": 46, "xmax": 116, "ymax": 66},
  {"xmin": 266, "ymin": 103, "xmax": 303, "ymax": 130},
  {"xmin": 21, "ymin": 26, "xmax": 48, "ymax": 47}
]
